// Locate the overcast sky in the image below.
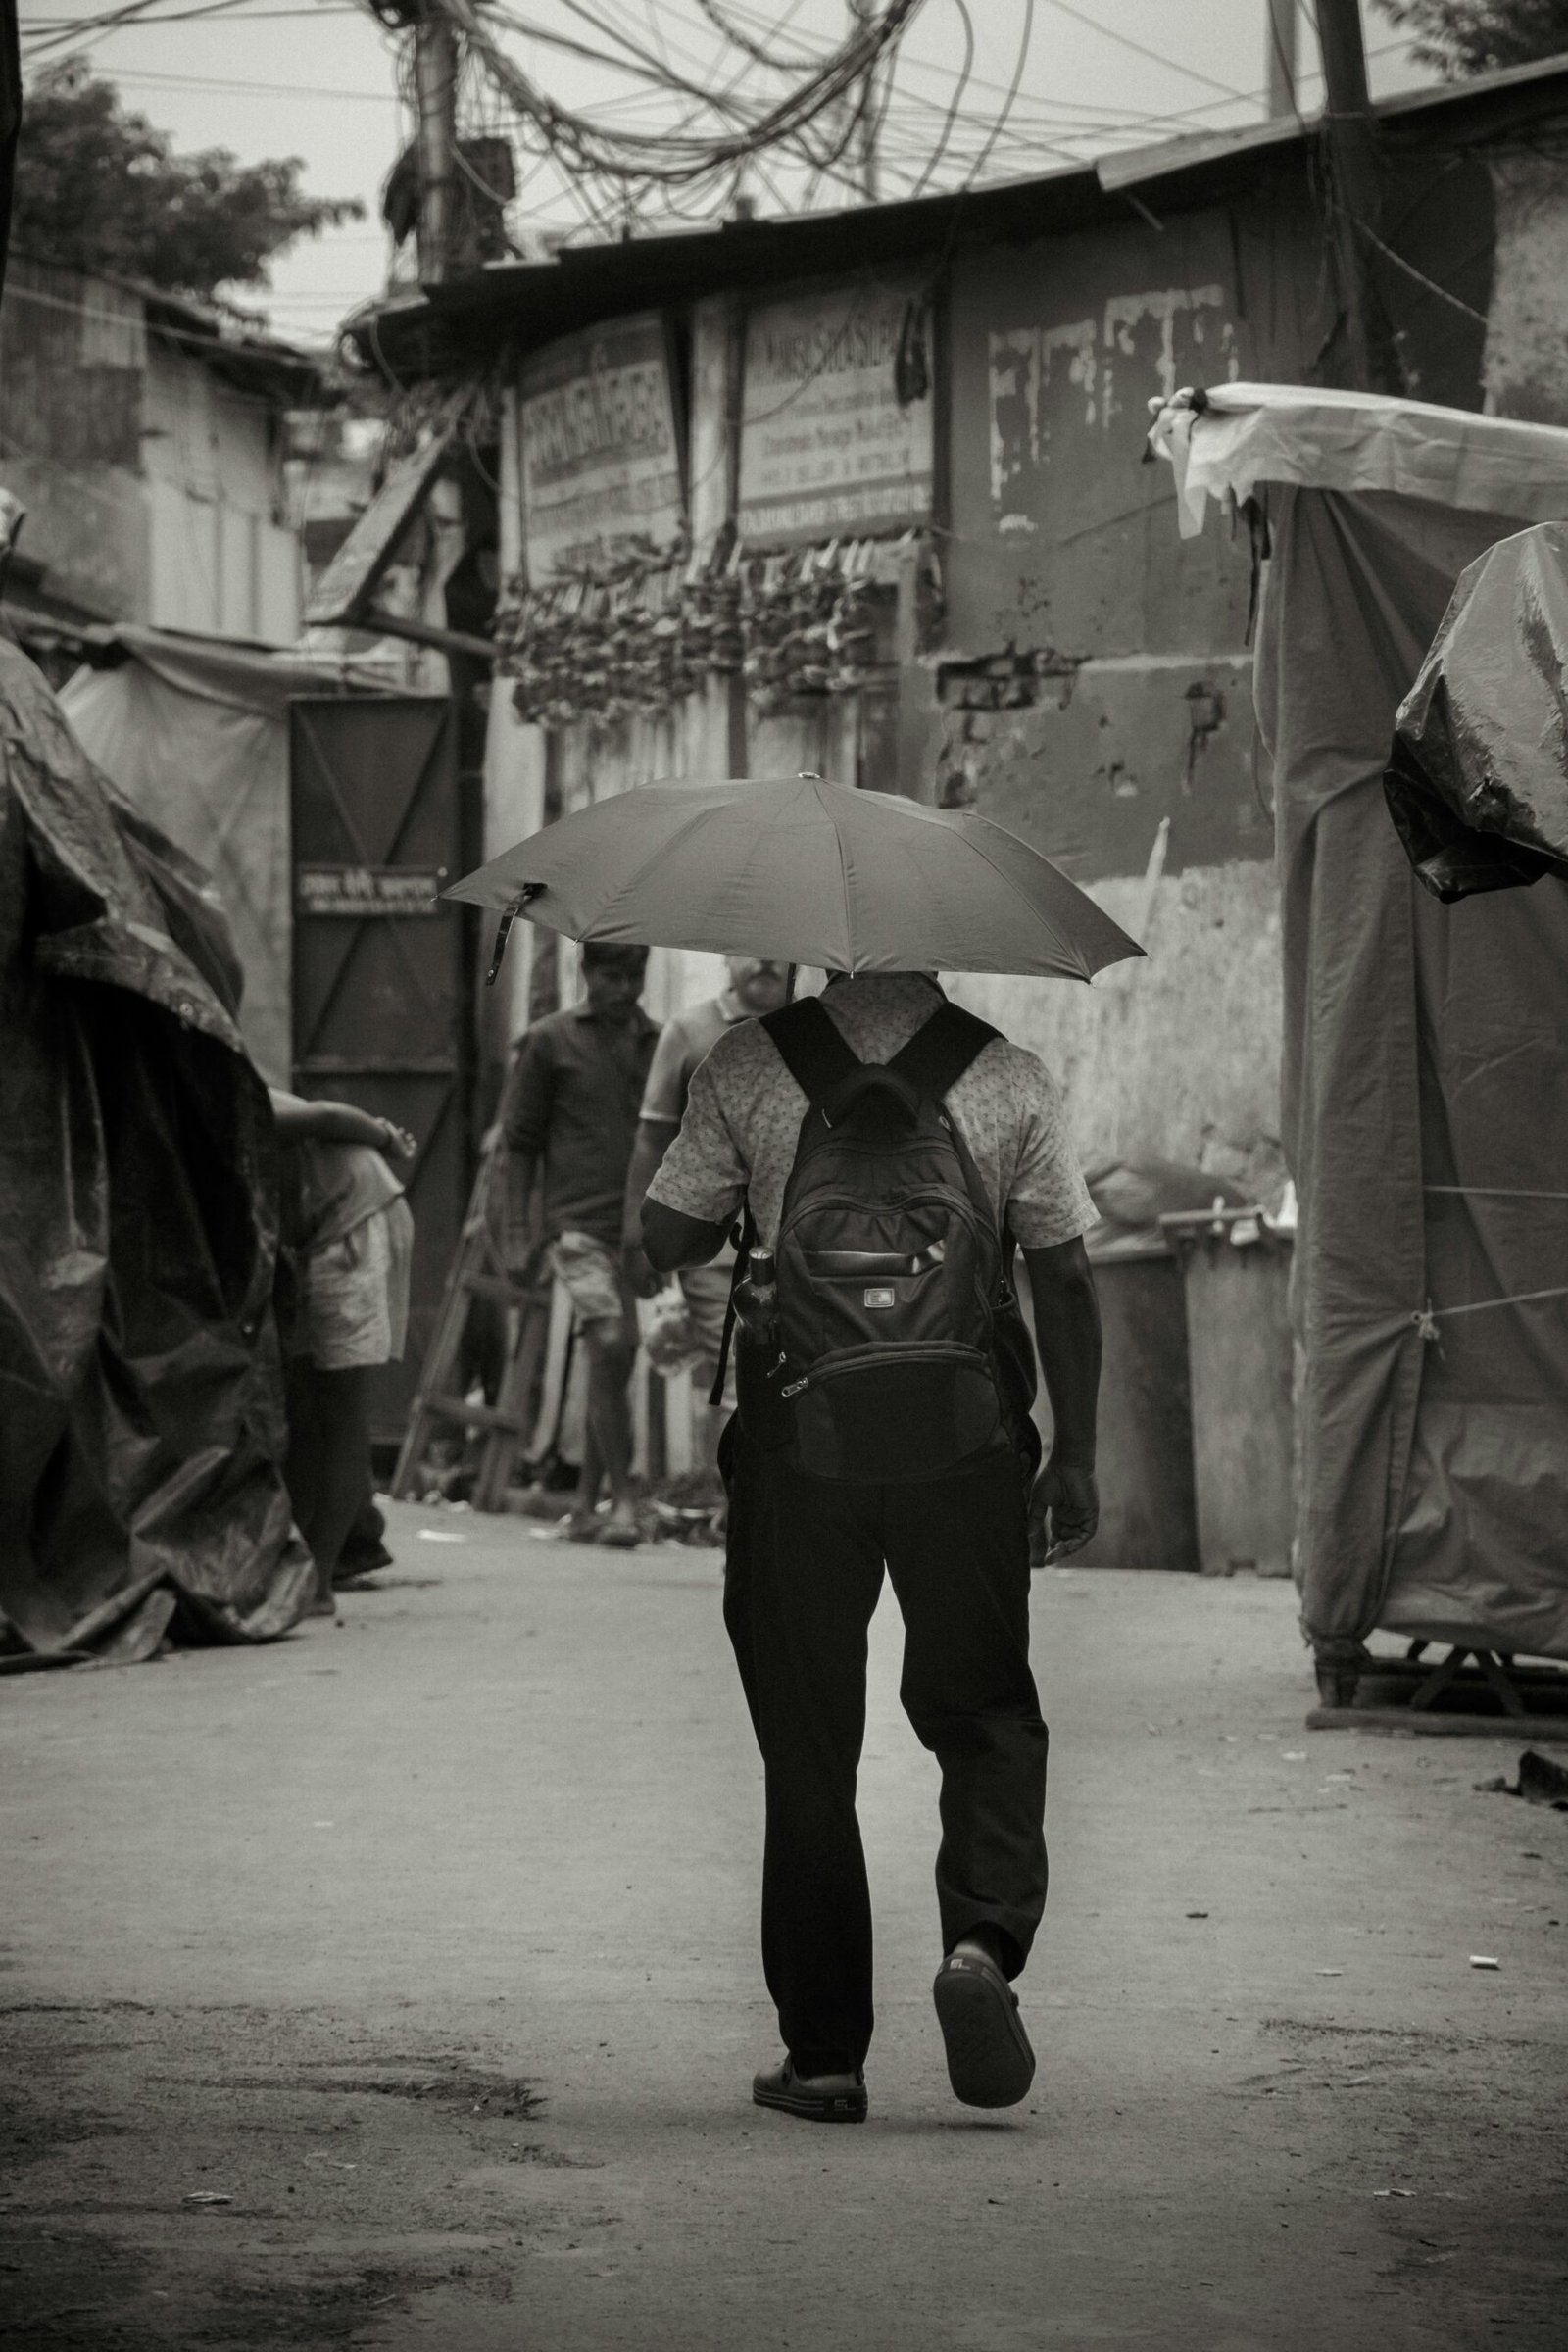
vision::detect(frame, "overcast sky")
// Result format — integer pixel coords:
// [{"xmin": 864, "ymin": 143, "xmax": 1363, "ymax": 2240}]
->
[{"xmin": 16, "ymin": 0, "xmax": 1434, "ymax": 347}]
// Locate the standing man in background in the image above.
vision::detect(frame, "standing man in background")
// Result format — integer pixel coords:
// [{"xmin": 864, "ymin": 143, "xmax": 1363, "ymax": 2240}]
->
[
  {"xmin": 506, "ymin": 943, "xmax": 658, "ymax": 1548},
  {"xmin": 622, "ymin": 957, "xmax": 791, "ymax": 1447}
]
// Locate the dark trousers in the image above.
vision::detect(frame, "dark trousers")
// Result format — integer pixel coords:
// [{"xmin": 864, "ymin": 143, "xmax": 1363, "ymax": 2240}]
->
[{"xmin": 722, "ymin": 1432, "xmax": 1049, "ymax": 2076}]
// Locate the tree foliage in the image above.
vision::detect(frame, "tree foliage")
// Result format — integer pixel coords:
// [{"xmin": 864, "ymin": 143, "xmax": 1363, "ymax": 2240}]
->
[
  {"xmin": 1376, "ymin": 0, "xmax": 1568, "ymax": 75},
  {"xmin": 13, "ymin": 62, "xmax": 363, "ymax": 301}
]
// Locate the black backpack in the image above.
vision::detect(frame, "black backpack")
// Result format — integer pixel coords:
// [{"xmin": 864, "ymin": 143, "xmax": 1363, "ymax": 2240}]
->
[{"xmin": 734, "ymin": 996, "xmax": 1038, "ymax": 1484}]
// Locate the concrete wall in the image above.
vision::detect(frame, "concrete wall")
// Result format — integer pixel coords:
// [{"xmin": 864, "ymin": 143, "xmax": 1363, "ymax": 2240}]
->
[{"xmin": 928, "ymin": 199, "xmax": 1326, "ymax": 1190}]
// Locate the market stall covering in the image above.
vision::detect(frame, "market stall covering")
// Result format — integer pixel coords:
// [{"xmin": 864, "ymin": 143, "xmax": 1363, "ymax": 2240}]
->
[
  {"xmin": 60, "ymin": 627, "xmax": 385, "ymax": 1085},
  {"xmin": 0, "ymin": 636, "xmax": 312, "ymax": 1662},
  {"xmin": 1152, "ymin": 383, "xmax": 1568, "ymax": 1684}
]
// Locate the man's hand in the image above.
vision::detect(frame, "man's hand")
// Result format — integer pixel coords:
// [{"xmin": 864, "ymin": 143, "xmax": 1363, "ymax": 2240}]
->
[
  {"xmin": 622, "ymin": 1241, "xmax": 662, "ymax": 1300},
  {"xmin": 378, "ymin": 1120, "xmax": 417, "ymax": 1162},
  {"xmin": 1028, "ymin": 1459, "xmax": 1099, "ymax": 1566}
]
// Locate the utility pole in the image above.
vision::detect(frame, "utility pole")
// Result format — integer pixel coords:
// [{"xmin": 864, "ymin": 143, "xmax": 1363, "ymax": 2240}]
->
[
  {"xmin": 1313, "ymin": 0, "xmax": 1400, "ymax": 393},
  {"xmin": 849, "ymin": 0, "xmax": 879, "ymax": 203},
  {"xmin": 413, "ymin": 0, "xmax": 459, "ymax": 284},
  {"xmin": 1265, "ymin": 0, "xmax": 1298, "ymax": 118}
]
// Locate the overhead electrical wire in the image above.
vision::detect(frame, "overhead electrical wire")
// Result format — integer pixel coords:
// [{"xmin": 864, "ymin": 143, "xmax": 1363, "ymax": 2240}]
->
[
  {"xmin": 690, "ymin": 0, "xmax": 816, "ymax": 74},
  {"xmin": 69, "ymin": 0, "xmax": 1411, "ymax": 311},
  {"xmin": 22, "ymin": 0, "xmax": 292, "ymax": 50},
  {"xmin": 429, "ymin": 0, "xmax": 924, "ymax": 187},
  {"xmin": 1035, "ymin": 0, "xmax": 1251, "ymax": 102}
]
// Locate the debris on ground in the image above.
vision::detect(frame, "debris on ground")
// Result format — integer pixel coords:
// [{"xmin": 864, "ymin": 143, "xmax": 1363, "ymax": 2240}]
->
[{"xmin": 1474, "ymin": 1750, "xmax": 1568, "ymax": 1809}]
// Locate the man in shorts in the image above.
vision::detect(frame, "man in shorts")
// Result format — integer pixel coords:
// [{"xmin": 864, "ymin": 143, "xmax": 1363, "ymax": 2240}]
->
[
  {"xmin": 270, "ymin": 1090, "xmax": 416, "ymax": 1615},
  {"xmin": 506, "ymin": 944, "xmax": 659, "ymax": 1548},
  {"xmin": 621, "ymin": 956, "xmax": 791, "ymax": 1442}
]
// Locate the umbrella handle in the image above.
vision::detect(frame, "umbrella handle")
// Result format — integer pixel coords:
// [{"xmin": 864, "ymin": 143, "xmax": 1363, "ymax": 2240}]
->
[
  {"xmin": 486, "ymin": 895, "xmax": 523, "ymax": 987},
  {"xmin": 485, "ymin": 887, "xmax": 542, "ymax": 987}
]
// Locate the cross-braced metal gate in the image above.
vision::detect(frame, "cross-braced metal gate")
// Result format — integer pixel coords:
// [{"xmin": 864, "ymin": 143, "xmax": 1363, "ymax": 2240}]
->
[{"xmin": 289, "ymin": 695, "xmax": 466, "ymax": 1440}]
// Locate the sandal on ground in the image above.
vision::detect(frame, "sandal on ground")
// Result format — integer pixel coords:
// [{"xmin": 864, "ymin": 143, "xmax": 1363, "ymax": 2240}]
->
[
  {"xmin": 932, "ymin": 1945, "xmax": 1036, "ymax": 2109},
  {"xmin": 595, "ymin": 1512, "xmax": 642, "ymax": 1550},
  {"xmin": 752, "ymin": 2056, "xmax": 867, "ymax": 2124}
]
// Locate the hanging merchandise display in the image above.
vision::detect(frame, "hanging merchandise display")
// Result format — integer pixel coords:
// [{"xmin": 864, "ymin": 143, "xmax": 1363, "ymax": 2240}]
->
[
  {"xmin": 493, "ymin": 546, "xmax": 704, "ymax": 730},
  {"xmin": 493, "ymin": 531, "xmax": 939, "ymax": 730}
]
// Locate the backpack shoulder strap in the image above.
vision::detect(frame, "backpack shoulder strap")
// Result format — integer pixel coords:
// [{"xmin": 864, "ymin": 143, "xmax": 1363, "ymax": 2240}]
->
[
  {"xmin": 760, "ymin": 996, "xmax": 861, "ymax": 1104},
  {"xmin": 888, "ymin": 1002, "xmax": 1001, "ymax": 1102}
]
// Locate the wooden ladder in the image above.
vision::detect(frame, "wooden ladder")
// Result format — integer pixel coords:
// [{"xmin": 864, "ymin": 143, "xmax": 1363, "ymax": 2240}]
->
[{"xmin": 391, "ymin": 1109, "xmax": 546, "ymax": 1512}]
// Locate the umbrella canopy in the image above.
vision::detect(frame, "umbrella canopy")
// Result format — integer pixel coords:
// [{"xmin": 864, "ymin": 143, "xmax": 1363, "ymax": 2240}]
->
[{"xmin": 447, "ymin": 775, "xmax": 1142, "ymax": 980}]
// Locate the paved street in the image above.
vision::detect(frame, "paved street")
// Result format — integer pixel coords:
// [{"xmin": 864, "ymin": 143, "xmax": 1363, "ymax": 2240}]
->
[{"xmin": 3, "ymin": 1501, "xmax": 1565, "ymax": 2352}]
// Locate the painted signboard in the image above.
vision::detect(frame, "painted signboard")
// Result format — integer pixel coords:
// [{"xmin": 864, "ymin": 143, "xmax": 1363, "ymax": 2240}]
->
[
  {"xmin": 738, "ymin": 279, "xmax": 933, "ymax": 543},
  {"xmin": 296, "ymin": 863, "xmax": 446, "ymax": 917},
  {"xmin": 518, "ymin": 313, "xmax": 684, "ymax": 579}
]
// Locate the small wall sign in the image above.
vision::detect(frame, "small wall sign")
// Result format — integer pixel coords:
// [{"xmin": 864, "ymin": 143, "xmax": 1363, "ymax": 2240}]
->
[{"xmin": 296, "ymin": 865, "xmax": 446, "ymax": 917}]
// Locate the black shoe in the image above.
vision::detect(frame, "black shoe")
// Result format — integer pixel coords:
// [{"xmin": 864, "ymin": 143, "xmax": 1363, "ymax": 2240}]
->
[
  {"xmin": 752, "ymin": 2056, "xmax": 867, "ymax": 2124},
  {"xmin": 932, "ymin": 1944, "xmax": 1036, "ymax": 2109}
]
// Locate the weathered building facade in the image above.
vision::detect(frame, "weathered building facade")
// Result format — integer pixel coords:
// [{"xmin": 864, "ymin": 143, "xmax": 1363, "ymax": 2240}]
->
[
  {"xmin": 0, "ymin": 257, "xmax": 318, "ymax": 647},
  {"xmin": 359, "ymin": 57, "xmax": 1568, "ymax": 1191}
]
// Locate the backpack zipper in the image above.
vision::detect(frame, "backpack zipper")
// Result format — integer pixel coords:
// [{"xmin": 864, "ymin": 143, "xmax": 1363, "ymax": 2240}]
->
[{"xmin": 780, "ymin": 1341, "xmax": 993, "ymax": 1402}]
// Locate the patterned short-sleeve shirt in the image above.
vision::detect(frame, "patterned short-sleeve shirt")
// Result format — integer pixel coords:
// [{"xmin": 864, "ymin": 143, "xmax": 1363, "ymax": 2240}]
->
[{"xmin": 645, "ymin": 971, "xmax": 1096, "ymax": 1252}]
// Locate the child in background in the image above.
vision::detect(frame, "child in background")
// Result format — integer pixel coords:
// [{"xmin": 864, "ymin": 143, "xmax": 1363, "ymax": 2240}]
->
[{"xmin": 270, "ymin": 1091, "xmax": 416, "ymax": 1615}]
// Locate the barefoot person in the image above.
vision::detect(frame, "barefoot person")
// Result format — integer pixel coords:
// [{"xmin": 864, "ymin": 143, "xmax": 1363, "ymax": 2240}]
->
[
  {"xmin": 642, "ymin": 969, "xmax": 1101, "ymax": 2122},
  {"xmin": 506, "ymin": 944, "xmax": 659, "ymax": 1548}
]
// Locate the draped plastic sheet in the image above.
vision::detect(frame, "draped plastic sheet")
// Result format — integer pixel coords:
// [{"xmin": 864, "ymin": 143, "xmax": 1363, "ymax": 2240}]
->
[
  {"xmin": 0, "ymin": 639, "xmax": 312, "ymax": 1657},
  {"xmin": 1385, "ymin": 520, "xmax": 1568, "ymax": 901},
  {"xmin": 60, "ymin": 627, "xmax": 374, "ymax": 1090},
  {"xmin": 1160, "ymin": 382, "xmax": 1568, "ymax": 539},
  {"xmin": 1259, "ymin": 488, "xmax": 1568, "ymax": 1661}
]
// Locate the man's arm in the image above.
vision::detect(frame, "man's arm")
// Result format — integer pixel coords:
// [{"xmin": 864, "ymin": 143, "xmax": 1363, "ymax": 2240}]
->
[
  {"xmin": 622, "ymin": 1118, "xmax": 677, "ymax": 1293},
  {"xmin": 269, "ymin": 1089, "xmax": 415, "ymax": 1159},
  {"xmin": 502, "ymin": 1032, "xmax": 555, "ymax": 1261},
  {"xmin": 1022, "ymin": 1237, "xmax": 1102, "ymax": 1562},
  {"xmin": 643, "ymin": 1196, "xmax": 732, "ymax": 1274},
  {"xmin": 639, "ymin": 1046, "xmax": 747, "ymax": 1274},
  {"xmin": 622, "ymin": 1015, "xmax": 699, "ymax": 1289}
]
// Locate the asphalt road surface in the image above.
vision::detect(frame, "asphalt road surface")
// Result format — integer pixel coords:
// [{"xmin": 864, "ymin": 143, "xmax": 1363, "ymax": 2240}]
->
[{"xmin": 3, "ymin": 1501, "xmax": 1565, "ymax": 2351}]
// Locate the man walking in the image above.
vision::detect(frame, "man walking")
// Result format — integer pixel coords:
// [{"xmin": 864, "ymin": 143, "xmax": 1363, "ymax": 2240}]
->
[
  {"xmin": 507, "ymin": 944, "xmax": 658, "ymax": 1548},
  {"xmin": 622, "ymin": 956, "xmax": 791, "ymax": 1438},
  {"xmin": 641, "ymin": 969, "xmax": 1101, "ymax": 2120}
]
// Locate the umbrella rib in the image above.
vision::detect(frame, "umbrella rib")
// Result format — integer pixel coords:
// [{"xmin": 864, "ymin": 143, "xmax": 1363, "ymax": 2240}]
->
[
  {"xmin": 823, "ymin": 777, "xmax": 857, "ymax": 971},
  {"xmin": 952, "ymin": 819, "xmax": 1099, "ymax": 979}
]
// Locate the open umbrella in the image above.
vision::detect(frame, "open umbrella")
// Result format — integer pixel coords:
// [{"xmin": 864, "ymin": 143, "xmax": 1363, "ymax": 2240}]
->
[{"xmin": 447, "ymin": 774, "xmax": 1142, "ymax": 981}]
